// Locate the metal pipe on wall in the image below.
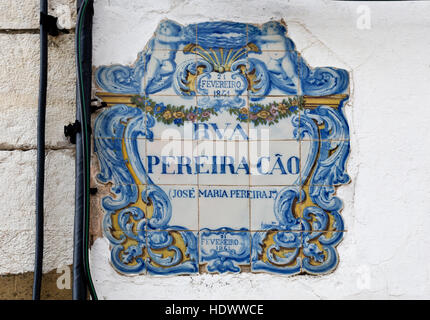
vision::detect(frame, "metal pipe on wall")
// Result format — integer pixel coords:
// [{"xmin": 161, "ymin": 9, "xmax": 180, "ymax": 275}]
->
[
  {"xmin": 33, "ymin": 0, "xmax": 48, "ymax": 301},
  {"xmin": 73, "ymin": 0, "xmax": 96, "ymax": 300}
]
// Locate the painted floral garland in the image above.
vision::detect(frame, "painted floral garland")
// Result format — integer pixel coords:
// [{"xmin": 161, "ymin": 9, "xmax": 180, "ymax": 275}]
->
[{"xmin": 131, "ymin": 95, "xmax": 304, "ymax": 126}]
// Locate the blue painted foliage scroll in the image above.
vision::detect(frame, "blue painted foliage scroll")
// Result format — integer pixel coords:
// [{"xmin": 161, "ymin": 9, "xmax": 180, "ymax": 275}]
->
[
  {"xmin": 93, "ymin": 19, "xmax": 350, "ymax": 276},
  {"xmin": 94, "ymin": 105, "xmax": 198, "ymax": 275},
  {"xmin": 96, "ymin": 20, "xmax": 348, "ymax": 98},
  {"xmin": 251, "ymin": 102, "xmax": 350, "ymax": 275}
]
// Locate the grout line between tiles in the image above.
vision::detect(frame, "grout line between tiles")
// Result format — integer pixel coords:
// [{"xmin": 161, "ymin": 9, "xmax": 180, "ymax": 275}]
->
[
  {"xmin": 94, "ymin": 136, "xmax": 350, "ymax": 142},
  {"xmin": 194, "ymin": 22, "xmax": 201, "ymax": 263},
  {"xmin": 96, "ymin": 182, "xmax": 315, "ymax": 188},
  {"xmin": 246, "ymin": 22, "xmax": 253, "ymax": 265},
  {"xmin": 93, "ymin": 21, "xmax": 349, "ymax": 275},
  {"xmin": 113, "ymin": 229, "xmax": 348, "ymax": 233}
]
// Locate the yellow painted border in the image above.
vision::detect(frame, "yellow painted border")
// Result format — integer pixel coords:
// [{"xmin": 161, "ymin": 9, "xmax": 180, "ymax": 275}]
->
[{"xmin": 95, "ymin": 92, "xmax": 348, "ymax": 109}]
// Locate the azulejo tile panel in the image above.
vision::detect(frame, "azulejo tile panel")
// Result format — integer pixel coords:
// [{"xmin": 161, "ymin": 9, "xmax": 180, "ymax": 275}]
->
[
  {"xmin": 200, "ymin": 229, "xmax": 251, "ymax": 274},
  {"xmin": 92, "ymin": 20, "xmax": 350, "ymax": 276}
]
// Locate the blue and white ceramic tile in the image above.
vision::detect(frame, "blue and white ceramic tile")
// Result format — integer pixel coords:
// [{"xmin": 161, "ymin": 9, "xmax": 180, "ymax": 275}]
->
[
  {"xmin": 100, "ymin": 183, "xmax": 148, "ymax": 233},
  {"xmin": 106, "ymin": 230, "xmax": 148, "ymax": 275},
  {"xmin": 146, "ymin": 50, "xmax": 198, "ymax": 97},
  {"xmin": 299, "ymin": 104, "xmax": 350, "ymax": 141},
  {"xmin": 92, "ymin": 106, "xmax": 147, "ymax": 140},
  {"xmin": 146, "ymin": 230, "xmax": 199, "ymax": 275},
  {"xmin": 193, "ymin": 106, "xmax": 250, "ymax": 141},
  {"xmin": 145, "ymin": 139, "xmax": 198, "ymax": 185},
  {"xmin": 251, "ymin": 231, "xmax": 302, "ymax": 275},
  {"xmin": 300, "ymin": 231, "xmax": 343, "ymax": 275},
  {"xmin": 154, "ymin": 185, "xmax": 199, "ymax": 231},
  {"xmin": 196, "ymin": 140, "xmax": 249, "ymax": 186},
  {"xmin": 248, "ymin": 95, "xmax": 300, "ymax": 141},
  {"xmin": 250, "ymin": 186, "xmax": 295, "ymax": 231},
  {"xmin": 93, "ymin": 19, "xmax": 350, "ymax": 276},
  {"xmin": 198, "ymin": 185, "xmax": 249, "ymax": 230},
  {"xmin": 200, "ymin": 229, "xmax": 251, "ymax": 274},
  {"xmin": 247, "ymin": 52, "xmax": 300, "ymax": 97},
  {"xmin": 146, "ymin": 95, "xmax": 196, "ymax": 141},
  {"xmin": 249, "ymin": 140, "xmax": 300, "ymax": 186}
]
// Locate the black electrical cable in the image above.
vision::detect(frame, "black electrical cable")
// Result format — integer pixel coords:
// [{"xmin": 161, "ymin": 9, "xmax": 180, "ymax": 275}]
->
[
  {"xmin": 72, "ymin": 0, "xmax": 87, "ymax": 301},
  {"xmin": 75, "ymin": 0, "xmax": 98, "ymax": 300},
  {"xmin": 33, "ymin": 0, "xmax": 48, "ymax": 301}
]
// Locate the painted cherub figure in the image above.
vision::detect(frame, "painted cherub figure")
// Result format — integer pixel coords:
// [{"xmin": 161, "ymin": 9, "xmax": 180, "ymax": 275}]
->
[
  {"xmin": 143, "ymin": 20, "xmax": 185, "ymax": 94},
  {"xmin": 257, "ymin": 21, "xmax": 298, "ymax": 90}
]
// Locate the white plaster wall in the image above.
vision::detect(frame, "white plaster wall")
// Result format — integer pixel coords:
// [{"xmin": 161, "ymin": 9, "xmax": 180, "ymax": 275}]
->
[
  {"xmin": 1, "ymin": 0, "xmax": 429, "ymax": 300},
  {"xmin": 90, "ymin": 0, "xmax": 430, "ymax": 299}
]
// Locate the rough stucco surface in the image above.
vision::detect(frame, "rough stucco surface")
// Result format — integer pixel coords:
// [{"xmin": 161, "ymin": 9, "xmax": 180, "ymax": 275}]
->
[
  {"xmin": 0, "ymin": 34, "xmax": 76, "ymax": 149},
  {"xmin": 0, "ymin": 0, "xmax": 430, "ymax": 299},
  {"xmin": 89, "ymin": 0, "xmax": 430, "ymax": 299},
  {"xmin": 0, "ymin": 150, "xmax": 75, "ymax": 274},
  {"xmin": 0, "ymin": 0, "xmax": 76, "ymax": 277},
  {"xmin": 0, "ymin": 0, "xmax": 76, "ymax": 29}
]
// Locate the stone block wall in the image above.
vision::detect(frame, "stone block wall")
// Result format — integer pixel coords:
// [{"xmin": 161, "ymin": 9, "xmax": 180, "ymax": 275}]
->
[{"xmin": 0, "ymin": 0, "xmax": 76, "ymax": 299}]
